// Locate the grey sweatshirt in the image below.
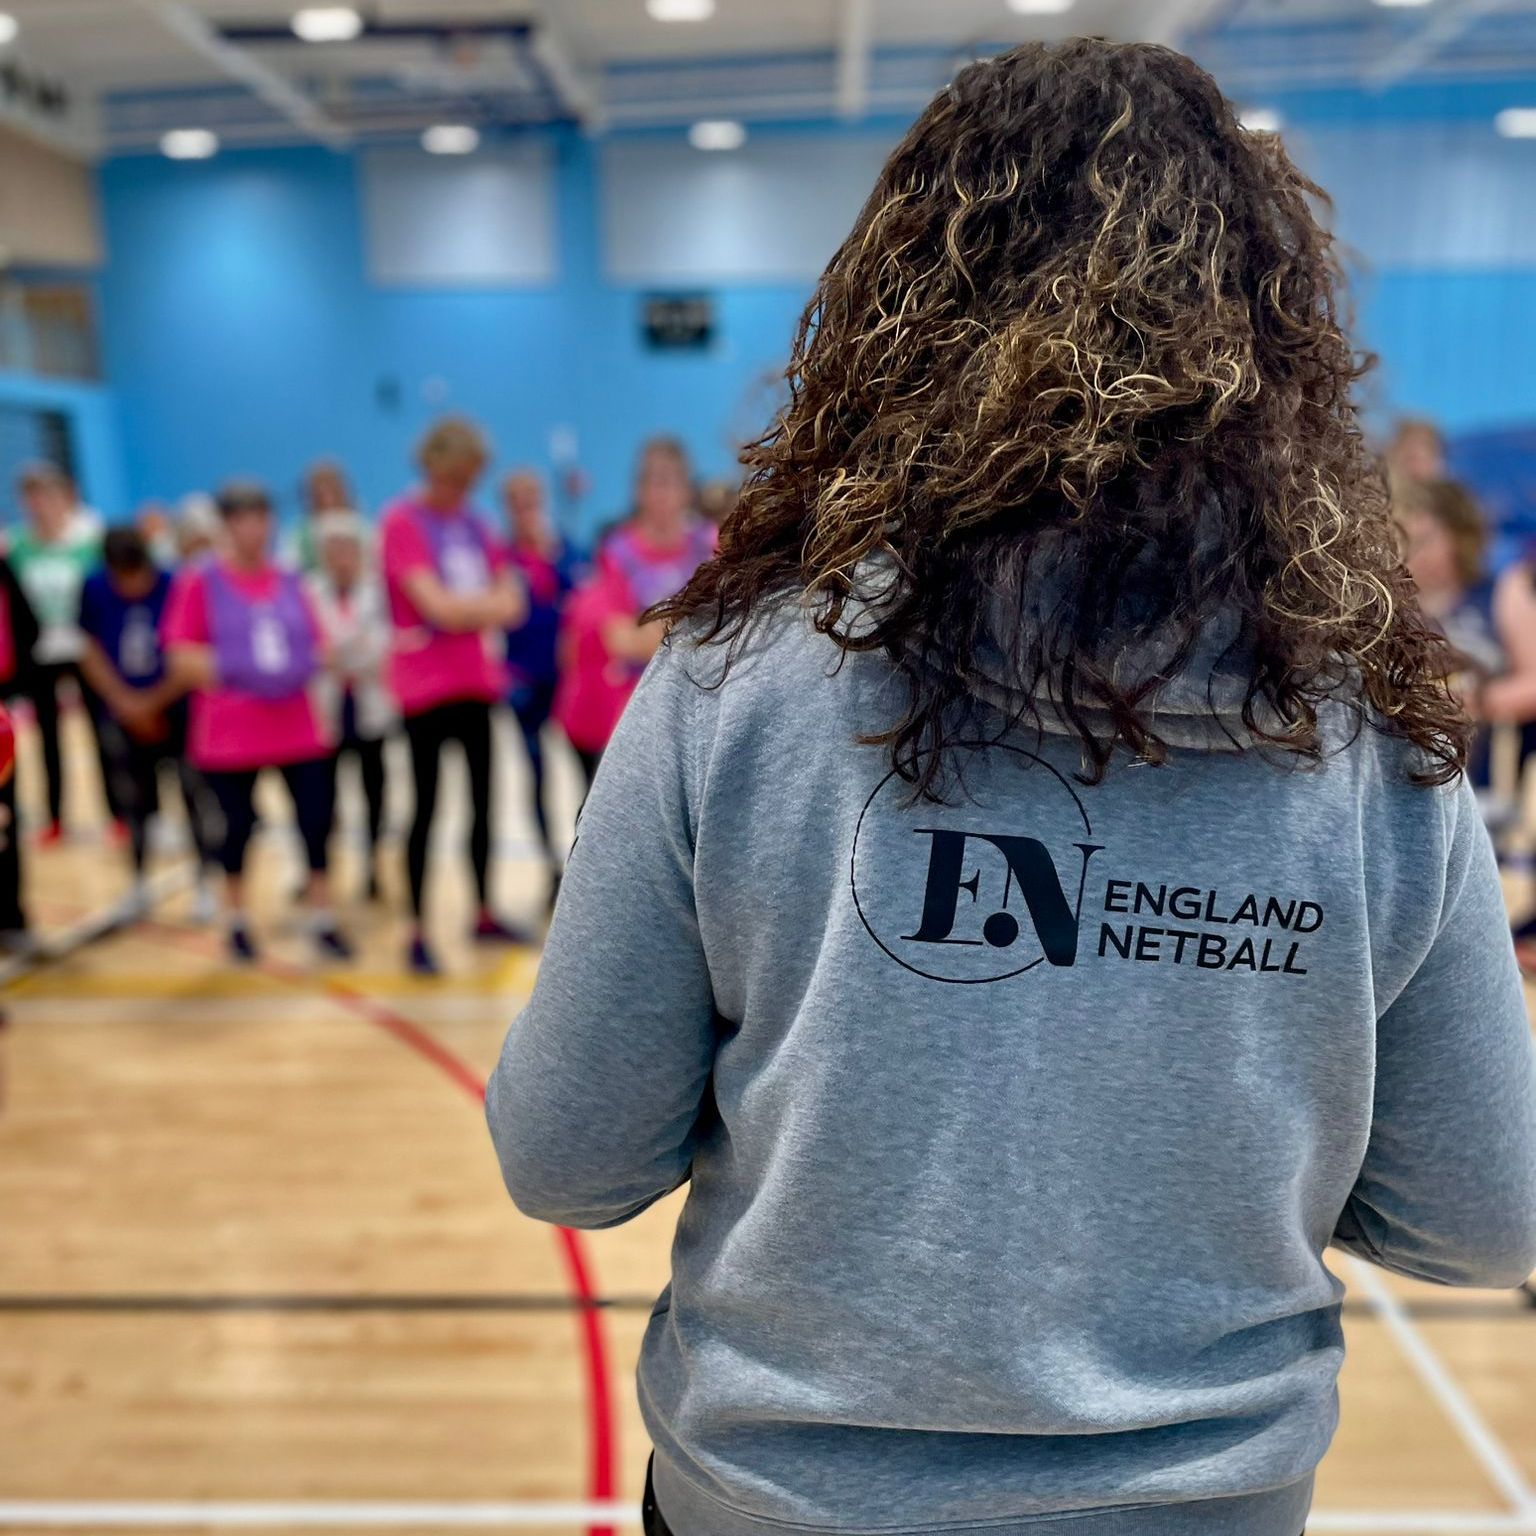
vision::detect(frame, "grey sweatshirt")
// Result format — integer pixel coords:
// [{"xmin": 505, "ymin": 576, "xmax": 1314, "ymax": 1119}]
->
[{"xmin": 487, "ymin": 600, "xmax": 1536, "ymax": 1536}]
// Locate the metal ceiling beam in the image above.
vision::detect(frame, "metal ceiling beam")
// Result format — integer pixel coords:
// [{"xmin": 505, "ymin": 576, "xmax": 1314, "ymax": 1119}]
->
[
  {"xmin": 524, "ymin": 1, "xmax": 604, "ymax": 130},
  {"xmin": 132, "ymin": 0, "xmax": 351, "ymax": 148},
  {"xmin": 1365, "ymin": 0, "xmax": 1511, "ymax": 89},
  {"xmin": 836, "ymin": 0, "xmax": 875, "ymax": 121}
]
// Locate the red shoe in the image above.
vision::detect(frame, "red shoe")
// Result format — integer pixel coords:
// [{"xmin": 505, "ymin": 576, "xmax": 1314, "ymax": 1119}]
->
[
  {"xmin": 34, "ymin": 821, "xmax": 63, "ymax": 847},
  {"xmin": 473, "ymin": 910, "xmax": 535, "ymax": 946}
]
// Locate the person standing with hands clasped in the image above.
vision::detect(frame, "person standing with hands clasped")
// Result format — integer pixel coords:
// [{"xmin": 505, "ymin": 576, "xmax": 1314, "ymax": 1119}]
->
[
  {"xmin": 489, "ymin": 40, "xmax": 1536, "ymax": 1536},
  {"xmin": 164, "ymin": 482, "xmax": 350, "ymax": 964},
  {"xmin": 380, "ymin": 419, "xmax": 528, "ymax": 976}
]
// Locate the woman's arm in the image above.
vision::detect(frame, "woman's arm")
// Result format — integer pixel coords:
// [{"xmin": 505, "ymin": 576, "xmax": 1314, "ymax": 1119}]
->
[
  {"xmin": 601, "ymin": 612, "xmax": 667, "ymax": 666},
  {"xmin": 1333, "ymin": 780, "xmax": 1536, "ymax": 1286},
  {"xmin": 1480, "ymin": 566, "xmax": 1536, "ymax": 723},
  {"xmin": 166, "ymin": 643, "xmax": 218, "ymax": 693},
  {"xmin": 486, "ymin": 644, "xmax": 717, "ymax": 1228},
  {"xmin": 399, "ymin": 566, "xmax": 524, "ymax": 634},
  {"xmin": 77, "ymin": 635, "xmax": 166, "ymax": 736}
]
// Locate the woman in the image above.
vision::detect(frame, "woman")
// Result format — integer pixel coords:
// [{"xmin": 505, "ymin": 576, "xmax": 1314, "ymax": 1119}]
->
[
  {"xmin": 79, "ymin": 526, "xmax": 222, "ymax": 923},
  {"xmin": 164, "ymin": 481, "xmax": 349, "ymax": 963},
  {"xmin": 1398, "ymin": 479, "xmax": 1536, "ymax": 771},
  {"xmin": 554, "ymin": 438, "xmax": 715, "ymax": 784},
  {"xmin": 1402, "ymin": 480, "xmax": 1536, "ymax": 962},
  {"xmin": 1386, "ymin": 417, "xmax": 1448, "ymax": 489},
  {"xmin": 285, "ymin": 459, "xmax": 356, "ymax": 573},
  {"xmin": 1399, "ymin": 481, "xmax": 1503, "ymax": 678},
  {"xmin": 307, "ymin": 511, "xmax": 396, "ymax": 902},
  {"xmin": 0, "ymin": 551, "xmax": 38, "ymax": 946},
  {"xmin": 9, "ymin": 462, "xmax": 104, "ymax": 842},
  {"xmin": 489, "ymin": 41, "xmax": 1536, "ymax": 1536},
  {"xmin": 379, "ymin": 418, "xmax": 528, "ymax": 976},
  {"xmin": 501, "ymin": 469, "xmax": 584, "ymax": 906}
]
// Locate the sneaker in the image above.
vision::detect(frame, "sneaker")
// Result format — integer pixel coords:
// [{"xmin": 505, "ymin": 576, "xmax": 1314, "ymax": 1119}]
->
[
  {"xmin": 315, "ymin": 926, "xmax": 354, "ymax": 963},
  {"xmin": 228, "ymin": 925, "xmax": 259, "ymax": 964},
  {"xmin": 473, "ymin": 911, "xmax": 535, "ymax": 946},
  {"xmin": 407, "ymin": 935, "xmax": 439, "ymax": 977},
  {"xmin": 114, "ymin": 882, "xmax": 151, "ymax": 926},
  {"xmin": 189, "ymin": 881, "xmax": 219, "ymax": 926},
  {"xmin": 34, "ymin": 821, "xmax": 63, "ymax": 848}
]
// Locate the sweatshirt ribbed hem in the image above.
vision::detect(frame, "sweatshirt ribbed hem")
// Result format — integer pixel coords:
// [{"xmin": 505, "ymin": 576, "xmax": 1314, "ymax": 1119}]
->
[{"xmin": 652, "ymin": 1455, "xmax": 1314, "ymax": 1536}]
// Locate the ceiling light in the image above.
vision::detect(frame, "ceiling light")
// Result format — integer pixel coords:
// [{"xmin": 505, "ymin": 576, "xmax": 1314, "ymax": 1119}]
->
[
  {"xmin": 1240, "ymin": 107, "xmax": 1284, "ymax": 134},
  {"xmin": 1497, "ymin": 107, "xmax": 1536, "ymax": 138},
  {"xmin": 0, "ymin": 14, "xmax": 17, "ymax": 47},
  {"xmin": 292, "ymin": 7, "xmax": 364, "ymax": 42},
  {"xmin": 422, "ymin": 123, "xmax": 480, "ymax": 155},
  {"xmin": 689, "ymin": 119, "xmax": 747, "ymax": 151},
  {"xmin": 1371, "ymin": 0, "xmax": 1435, "ymax": 8},
  {"xmin": 647, "ymin": 0, "xmax": 716, "ymax": 20},
  {"xmin": 160, "ymin": 128, "xmax": 220, "ymax": 161},
  {"xmin": 1006, "ymin": 0, "xmax": 1076, "ymax": 14}
]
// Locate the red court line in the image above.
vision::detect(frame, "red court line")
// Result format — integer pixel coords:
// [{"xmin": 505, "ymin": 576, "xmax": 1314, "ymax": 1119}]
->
[{"xmin": 142, "ymin": 925, "xmax": 620, "ymax": 1536}]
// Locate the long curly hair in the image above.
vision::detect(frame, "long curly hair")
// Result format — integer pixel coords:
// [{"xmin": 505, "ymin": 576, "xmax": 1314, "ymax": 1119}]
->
[{"xmin": 653, "ymin": 38, "xmax": 1469, "ymax": 797}]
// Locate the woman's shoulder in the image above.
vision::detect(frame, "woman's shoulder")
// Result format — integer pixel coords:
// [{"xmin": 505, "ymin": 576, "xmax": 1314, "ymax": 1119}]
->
[{"xmin": 665, "ymin": 593, "xmax": 870, "ymax": 698}]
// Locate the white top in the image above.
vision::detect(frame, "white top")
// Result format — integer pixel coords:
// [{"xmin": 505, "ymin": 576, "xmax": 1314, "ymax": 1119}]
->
[{"xmin": 304, "ymin": 571, "xmax": 398, "ymax": 742}]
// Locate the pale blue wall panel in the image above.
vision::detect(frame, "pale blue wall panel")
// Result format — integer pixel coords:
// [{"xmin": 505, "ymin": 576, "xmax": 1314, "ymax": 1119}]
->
[
  {"xmin": 600, "ymin": 135, "xmax": 895, "ymax": 284},
  {"xmin": 361, "ymin": 144, "xmax": 557, "ymax": 288}
]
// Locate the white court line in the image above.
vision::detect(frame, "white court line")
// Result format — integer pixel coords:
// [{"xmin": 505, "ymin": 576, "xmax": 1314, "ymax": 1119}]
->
[
  {"xmin": 0, "ymin": 1505, "xmax": 638, "ymax": 1529},
  {"xmin": 0, "ymin": 1507, "xmax": 1533, "ymax": 1534},
  {"xmin": 1309, "ymin": 1518, "xmax": 1536, "ymax": 1534},
  {"xmin": 1345, "ymin": 1257, "xmax": 1536, "ymax": 1517},
  {"xmin": 0, "ymin": 863, "xmax": 194, "ymax": 989}
]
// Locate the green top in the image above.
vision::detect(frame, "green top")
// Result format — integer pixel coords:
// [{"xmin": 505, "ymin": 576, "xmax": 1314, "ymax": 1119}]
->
[{"xmin": 8, "ymin": 528, "xmax": 101, "ymax": 663}]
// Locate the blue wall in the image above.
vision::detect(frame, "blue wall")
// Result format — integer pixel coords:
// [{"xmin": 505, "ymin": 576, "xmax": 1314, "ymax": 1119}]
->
[
  {"xmin": 97, "ymin": 130, "xmax": 812, "ymax": 536},
  {"xmin": 85, "ymin": 91, "xmax": 1536, "ymax": 534}
]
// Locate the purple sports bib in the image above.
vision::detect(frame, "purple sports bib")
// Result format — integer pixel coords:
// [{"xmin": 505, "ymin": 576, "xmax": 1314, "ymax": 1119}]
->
[
  {"xmin": 608, "ymin": 523, "xmax": 715, "ymax": 612},
  {"xmin": 205, "ymin": 563, "xmax": 318, "ymax": 700},
  {"xmin": 408, "ymin": 505, "xmax": 495, "ymax": 599}
]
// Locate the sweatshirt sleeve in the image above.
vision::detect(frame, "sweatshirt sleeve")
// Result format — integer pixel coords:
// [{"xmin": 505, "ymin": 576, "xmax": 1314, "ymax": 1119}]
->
[
  {"xmin": 486, "ymin": 642, "xmax": 718, "ymax": 1229},
  {"xmin": 1334, "ymin": 779, "xmax": 1536, "ymax": 1288}
]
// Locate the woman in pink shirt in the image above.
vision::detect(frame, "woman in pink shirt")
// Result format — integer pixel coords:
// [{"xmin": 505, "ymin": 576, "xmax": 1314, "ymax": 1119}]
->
[
  {"xmin": 554, "ymin": 437, "xmax": 716, "ymax": 784},
  {"xmin": 163, "ymin": 481, "xmax": 350, "ymax": 964},
  {"xmin": 379, "ymin": 418, "xmax": 528, "ymax": 975}
]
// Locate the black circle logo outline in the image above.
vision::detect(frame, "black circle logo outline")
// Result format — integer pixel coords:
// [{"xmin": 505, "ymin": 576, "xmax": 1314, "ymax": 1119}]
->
[{"xmin": 849, "ymin": 742, "xmax": 1095, "ymax": 985}]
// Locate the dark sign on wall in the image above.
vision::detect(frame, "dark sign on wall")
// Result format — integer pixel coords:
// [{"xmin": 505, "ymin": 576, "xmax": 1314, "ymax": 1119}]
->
[{"xmin": 642, "ymin": 293, "xmax": 716, "ymax": 351}]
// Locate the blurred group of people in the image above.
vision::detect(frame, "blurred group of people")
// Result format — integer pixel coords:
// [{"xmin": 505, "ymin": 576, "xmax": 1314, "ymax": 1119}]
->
[
  {"xmin": 1389, "ymin": 417, "xmax": 1536, "ymax": 962},
  {"xmin": 0, "ymin": 423, "xmax": 720, "ymax": 975},
  {"xmin": 13, "ymin": 406, "xmax": 1535, "ymax": 973}
]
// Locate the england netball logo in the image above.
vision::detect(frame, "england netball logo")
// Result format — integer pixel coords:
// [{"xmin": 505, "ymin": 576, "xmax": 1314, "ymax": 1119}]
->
[{"xmin": 850, "ymin": 746, "xmax": 1103, "ymax": 985}]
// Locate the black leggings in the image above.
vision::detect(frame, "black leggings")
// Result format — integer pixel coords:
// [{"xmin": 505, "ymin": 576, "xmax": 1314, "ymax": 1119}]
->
[
  {"xmin": 30, "ymin": 660, "xmax": 110, "ymax": 828},
  {"xmin": 0, "ymin": 771, "xmax": 24, "ymax": 933},
  {"xmin": 403, "ymin": 698, "xmax": 493, "ymax": 920},
  {"xmin": 574, "ymin": 744, "xmax": 602, "ymax": 797},
  {"xmin": 642, "ymin": 1460, "xmax": 672, "ymax": 1536},
  {"xmin": 509, "ymin": 677, "xmax": 558, "ymax": 860},
  {"xmin": 204, "ymin": 758, "xmax": 334, "ymax": 878},
  {"xmin": 330, "ymin": 735, "xmax": 387, "ymax": 859},
  {"xmin": 98, "ymin": 714, "xmax": 222, "ymax": 876}
]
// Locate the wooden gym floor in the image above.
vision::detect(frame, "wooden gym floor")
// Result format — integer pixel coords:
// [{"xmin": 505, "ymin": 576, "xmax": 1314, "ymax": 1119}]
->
[{"xmin": 1, "ymin": 710, "xmax": 1534, "ymax": 1536}]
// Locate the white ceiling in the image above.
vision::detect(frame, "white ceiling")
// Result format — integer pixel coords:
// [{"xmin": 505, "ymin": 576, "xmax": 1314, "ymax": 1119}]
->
[
  {"xmin": 4, "ymin": 0, "xmax": 1536, "ymax": 154},
  {"xmin": 2, "ymin": 0, "xmax": 1170, "ymax": 84}
]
